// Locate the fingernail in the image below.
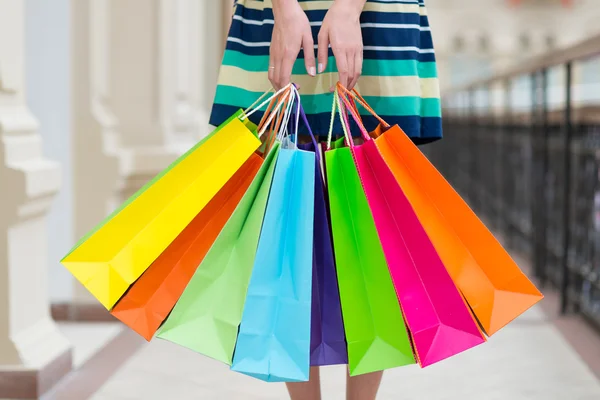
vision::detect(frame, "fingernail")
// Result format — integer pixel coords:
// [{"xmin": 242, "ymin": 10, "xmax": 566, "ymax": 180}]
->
[
  {"xmin": 318, "ymin": 63, "xmax": 324, "ymax": 73},
  {"xmin": 309, "ymin": 67, "xmax": 316, "ymax": 76}
]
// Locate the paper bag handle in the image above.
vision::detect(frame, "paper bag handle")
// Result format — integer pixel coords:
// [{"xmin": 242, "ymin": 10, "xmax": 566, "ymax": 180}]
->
[
  {"xmin": 336, "ymin": 83, "xmax": 390, "ymax": 128},
  {"xmin": 289, "ymin": 86, "xmax": 320, "ymax": 163}
]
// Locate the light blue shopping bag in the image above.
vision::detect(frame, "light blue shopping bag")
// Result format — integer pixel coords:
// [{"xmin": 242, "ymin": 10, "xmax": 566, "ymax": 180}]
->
[{"xmin": 231, "ymin": 89, "xmax": 316, "ymax": 382}]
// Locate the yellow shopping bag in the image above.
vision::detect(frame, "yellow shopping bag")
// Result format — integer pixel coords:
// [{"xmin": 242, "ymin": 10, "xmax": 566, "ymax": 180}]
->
[{"xmin": 62, "ymin": 86, "xmax": 293, "ymax": 309}]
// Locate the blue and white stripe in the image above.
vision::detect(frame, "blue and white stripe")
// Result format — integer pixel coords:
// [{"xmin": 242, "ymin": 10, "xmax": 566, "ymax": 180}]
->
[{"xmin": 211, "ymin": 0, "xmax": 442, "ymax": 144}]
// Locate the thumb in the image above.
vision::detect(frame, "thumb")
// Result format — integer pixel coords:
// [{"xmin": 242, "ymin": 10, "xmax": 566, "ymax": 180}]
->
[
  {"xmin": 317, "ymin": 30, "xmax": 329, "ymax": 74},
  {"xmin": 303, "ymin": 33, "xmax": 316, "ymax": 77}
]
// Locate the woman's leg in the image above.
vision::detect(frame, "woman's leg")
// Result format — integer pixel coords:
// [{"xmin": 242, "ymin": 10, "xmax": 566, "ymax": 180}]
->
[
  {"xmin": 286, "ymin": 366, "xmax": 322, "ymax": 400},
  {"xmin": 346, "ymin": 370, "xmax": 384, "ymax": 400}
]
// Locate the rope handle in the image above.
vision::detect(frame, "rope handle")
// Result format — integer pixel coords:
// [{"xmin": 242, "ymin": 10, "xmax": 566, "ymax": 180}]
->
[
  {"xmin": 276, "ymin": 86, "xmax": 297, "ymax": 142},
  {"xmin": 256, "ymin": 96, "xmax": 278, "ymax": 154},
  {"xmin": 336, "ymin": 83, "xmax": 390, "ymax": 128},
  {"xmin": 287, "ymin": 85, "xmax": 320, "ymax": 156},
  {"xmin": 327, "ymin": 88, "xmax": 358, "ymax": 149},
  {"xmin": 256, "ymin": 88, "xmax": 293, "ymax": 138},
  {"xmin": 239, "ymin": 83, "xmax": 294, "ymax": 138},
  {"xmin": 336, "ymin": 89, "xmax": 371, "ymax": 142},
  {"xmin": 257, "ymin": 97, "xmax": 277, "ymax": 133},
  {"xmin": 262, "ymin": 92, "xmax": 292, "ymax": 154},
  {"xmin": 327, "ymin": 87, "xmax": 377, "ymax": 149},
  {"xmin": 241, "ymin": 83, "xmax": 291, "ymax": 121}
]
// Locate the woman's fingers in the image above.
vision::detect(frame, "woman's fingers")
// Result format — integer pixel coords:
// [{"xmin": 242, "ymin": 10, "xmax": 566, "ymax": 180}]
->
[
  {"xmin": 269, "ymin": 16, "xmax": 309, "ymax": 89},
  {"xmin": 270, "ymin": 40, "xmax": 292, "ymax": 90},
  {"xmin": 303, "ymin": 33, "xmax": 316, "ymax": 77},
  {"xmin": 270, "ymin": 2, "xmax": 311, "ymax": 90},
  {"xmin": 317, "ymin": 1, "xmax": 364, "ymax": 91},
  {"xmin": 278, "ymin": 45, "xmax": 297, "ymax": 89},
  {"xmin": 268, "ymin": 51, "xmax": 277, "ymax": 88},
  {"xmin": 348, "ymin": 50, "xmax": 363, "ymax": 90},
  {"xmin": 269, "ymin": 31, "xmax": 283, "ymax": 89},
  {"xmin": 347, "ymin": 50, "xmax": 356, "ymax": 90},
  {"xmin": 317, "ymin": 31, "xmax": 330, "ymax": 74},
  {"xmin": 274, "ymin": 48, "xmax": 285, "ymax": 89},
  {"xmin": 334, "ymin": 47, "xmax": 362, "ymax": 91},
  {"xmin": 335, "ymin": 49, "xmax": 350, "ymax": 91}
]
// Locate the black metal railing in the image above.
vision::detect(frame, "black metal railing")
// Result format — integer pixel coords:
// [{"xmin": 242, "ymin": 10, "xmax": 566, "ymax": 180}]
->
[{"xmin": 426, "ymin": 35, "xmax": 600, "ymax": 329}]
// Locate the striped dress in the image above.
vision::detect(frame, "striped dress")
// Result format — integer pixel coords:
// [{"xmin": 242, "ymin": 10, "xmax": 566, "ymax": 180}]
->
[{"xmin": 210, "ymin": 0, "xmax": 442, "ymax": 144}]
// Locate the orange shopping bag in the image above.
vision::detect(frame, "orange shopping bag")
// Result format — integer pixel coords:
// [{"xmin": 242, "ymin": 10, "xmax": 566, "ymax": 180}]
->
[
  {"xmin": 110, "ymin": 94, "xmax": 291, "ymax": 340},
  {"xmin": 340, "ymin": 86, "xmax": 543, "ymax": 336},
  {"xmin": 110, "ymin": 156, "xmax": 262, "ymax": 340}
]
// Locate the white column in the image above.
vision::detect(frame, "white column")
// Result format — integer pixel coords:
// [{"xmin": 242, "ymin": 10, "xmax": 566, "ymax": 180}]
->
[
  {"xmin": 0, "ymin": 0, "xmax": 72, "ymax": 395},
  {"xmin": 69, "ymin": 0, "xmax": 226, "ymax": 302},
  {"xmin": 156, "ymin": 0, "xmax": 202, "ymax": 149},
  {"xmin": 70, "ymin": 0, "xmax": 124, "ymax": 305},
  {"xmin": 25, "ymin": 0, "xmax": 75, "ymax": 306},
  {"xmin": 108, "ymin": 0, "xmax": 202, "ymax": 201},
  {"xmin": 198, "ymin": 1, "xmax": 229, "ymax": 134}
]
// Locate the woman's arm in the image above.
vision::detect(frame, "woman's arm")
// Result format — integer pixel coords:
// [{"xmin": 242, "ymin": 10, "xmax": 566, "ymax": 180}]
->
[
  {"xmin": 270, "ymin": 0, "xmax": 316, "ymax": 89},
  {"xmin": 318, "ymin": 0, "xmax": 366, "ymax": 90}
]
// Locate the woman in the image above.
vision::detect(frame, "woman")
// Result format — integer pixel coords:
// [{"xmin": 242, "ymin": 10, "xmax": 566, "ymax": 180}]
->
[
  {"xmin": 210, "ymin": 0, "xmax": 441, "ymax": 145},
  {"xmin": 210, "ymin": 0, "xmax": 441, "ymax": 398}
]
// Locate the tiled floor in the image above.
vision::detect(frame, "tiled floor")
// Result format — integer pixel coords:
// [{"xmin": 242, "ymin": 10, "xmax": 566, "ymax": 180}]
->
[
  {"xmin": 90, "ymin": 307, "xmax": 600, "ymax": 400},
  {"xmin": 58, "ymin": 322, "xmax": 124, "ymax": 368}
]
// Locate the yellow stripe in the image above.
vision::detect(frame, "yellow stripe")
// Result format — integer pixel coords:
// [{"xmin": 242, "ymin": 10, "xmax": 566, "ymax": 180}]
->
[
  {"xmin": 239, "ymin": 0, "xmax": 423, "ymax": 14},
  {"xmin": 363, "ymin": 2, "xmax": 423, "ymax": 14},
  {"xmin": 218, "ymin": 65, "xmax": 440, "ymax": 98}
]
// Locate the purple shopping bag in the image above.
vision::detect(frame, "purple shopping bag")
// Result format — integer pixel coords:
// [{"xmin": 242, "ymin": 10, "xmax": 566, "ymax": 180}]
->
[{"xmin": 297, "ymin": 132, "xmax": 348, "ymax": 366}]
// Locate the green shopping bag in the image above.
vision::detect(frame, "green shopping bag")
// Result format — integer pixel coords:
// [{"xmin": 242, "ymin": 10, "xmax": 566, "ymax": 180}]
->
[
  {"xmin": 325, "ymin": 145, "xmax": 416, "ymax": 376},
  {"xmin": 156, "ymin": 142, "xmax": 280, "ymax": 364}
]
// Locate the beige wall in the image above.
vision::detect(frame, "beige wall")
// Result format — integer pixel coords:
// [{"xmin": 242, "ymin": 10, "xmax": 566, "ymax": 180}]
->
[
  {"xmin": 0, "ymin": 0, "xmax": 72, "ymax": 380},
  {"xmin": 0, "ymin": 0, "xmax": 231, "ymax": 388}
]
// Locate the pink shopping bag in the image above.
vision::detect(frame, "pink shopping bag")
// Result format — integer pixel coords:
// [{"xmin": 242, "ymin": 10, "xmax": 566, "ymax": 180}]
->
[{"xmin": 335, "ymin": 88, "xmax": 485, "ymax": 367}]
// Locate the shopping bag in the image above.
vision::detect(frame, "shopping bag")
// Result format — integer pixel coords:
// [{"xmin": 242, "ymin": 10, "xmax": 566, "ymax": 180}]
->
[
  {"xmin": 110, "ymin": 154, "xmax": 263, "ymax": 340},
  {"xmin": 110, "ymin": 91, "xmax": 292, "ymax": 340},
  {"xmin": 298, "ymin": 134, "xmax": 347, "ymax": 367},
  {"xmin": 61, "ymin": 85, "xmax": 293, "ymax": 309},
  {"xmin": 155, "ymin": 94, "xmax": 293, "ymax": 361},
  {"xmin": 324, "ymin": 99, "xmax": 415, "ymax": 376},
  {"xmin": 157, "ymin": 141, "xmax": 281, "ymax": 362},
  {"xmin": 231, "ymin": 88, "xmax": 316, "ymax": 382},
  {"xmin": 344, "ymin": 87, "xmax": 543, "ymax": 336},
  {"xmin": 336, "ymin": 90, "xmax": 485, "ymax": 367}
]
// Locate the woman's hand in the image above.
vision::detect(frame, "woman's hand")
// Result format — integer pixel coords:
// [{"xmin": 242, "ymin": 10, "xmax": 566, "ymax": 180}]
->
[
  {"xmin": 270, "ymin": 0, "xmax": 316, "ymax": 89},
  {"xmin": 318, "ymin": 0, "xmax": 365, "ymax": 91}
]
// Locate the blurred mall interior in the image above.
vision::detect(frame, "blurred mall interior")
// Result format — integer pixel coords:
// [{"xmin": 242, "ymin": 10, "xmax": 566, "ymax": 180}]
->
[{"xmin": 2, "ymin": 0, "xmax": 600, "ymax": 398}]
